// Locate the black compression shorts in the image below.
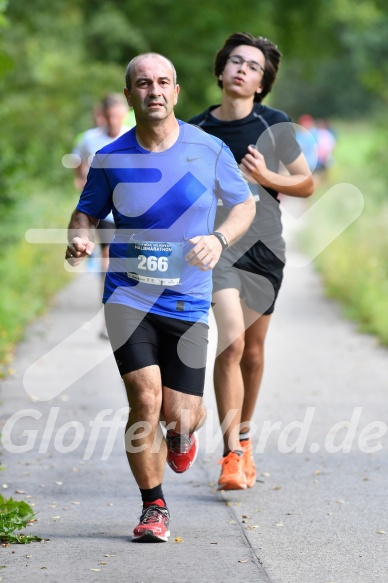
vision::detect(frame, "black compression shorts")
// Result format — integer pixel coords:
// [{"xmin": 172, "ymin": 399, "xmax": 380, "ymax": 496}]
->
[
  {"xmin": 104, "ymin": 304, "xmax": 209, "ymax": 397},
  {"xmin": 96, "ymin": 219, "xmax": 114, "ymax": 248},
  {"xmin": 212, "ymin": 240, "xmax": 285, "ymax": 315}
]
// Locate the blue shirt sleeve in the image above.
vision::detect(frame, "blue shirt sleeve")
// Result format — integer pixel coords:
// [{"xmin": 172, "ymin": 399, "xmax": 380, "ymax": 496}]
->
[{"xmin": 76, "ymin": 154, "xmax": 113, "ymax": 220}]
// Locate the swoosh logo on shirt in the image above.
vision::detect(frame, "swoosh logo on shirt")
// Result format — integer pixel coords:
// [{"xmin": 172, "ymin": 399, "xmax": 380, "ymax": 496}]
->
[{"xmin": 186, "ymin": 156, "xmax": 202, "ymax": 162}]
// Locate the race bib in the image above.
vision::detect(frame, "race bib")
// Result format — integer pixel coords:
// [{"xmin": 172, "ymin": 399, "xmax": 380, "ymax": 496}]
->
[{"xmin": 126, "ymin": 240, "xmax": 184, "ymax": 286}]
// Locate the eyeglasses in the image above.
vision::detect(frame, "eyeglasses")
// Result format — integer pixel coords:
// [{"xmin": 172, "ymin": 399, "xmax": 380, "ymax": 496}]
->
[{"xmin": 226, "ymin": 55, "xmax": 265, "ymax": 74}]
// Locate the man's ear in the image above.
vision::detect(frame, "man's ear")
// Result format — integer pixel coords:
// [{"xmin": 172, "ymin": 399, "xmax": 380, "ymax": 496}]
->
[
  {"xmin": 174, "ymin": 83, "xmax": 180, "ymax": 105},
  {"xmin": 124, "ymin": 87, "xmax": 132, "ymax": 107}
]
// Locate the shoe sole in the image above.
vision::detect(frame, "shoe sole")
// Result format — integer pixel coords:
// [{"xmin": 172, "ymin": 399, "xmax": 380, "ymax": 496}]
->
[
  {"xmin": 245, "ymin": 473, "xmax": 256, "ymax": 488},
  {"xmin": 132, "ymin": 529, "xmax": 170, "ymax": 543},
  {"xmin": 217, "ymin": 481, "xmax": 247, "ymax": 491}
]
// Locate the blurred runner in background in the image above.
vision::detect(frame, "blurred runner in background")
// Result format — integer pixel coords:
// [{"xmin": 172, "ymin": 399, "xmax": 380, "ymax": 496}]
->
[{"xmin": 72, "ymin": 93, "xmax": 132, "ymax": 337}]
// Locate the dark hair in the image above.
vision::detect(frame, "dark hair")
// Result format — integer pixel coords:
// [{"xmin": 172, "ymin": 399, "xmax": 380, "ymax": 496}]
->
[{"xmin": 214, "ymin": 32, "xmax": 282, "ymax": 102}]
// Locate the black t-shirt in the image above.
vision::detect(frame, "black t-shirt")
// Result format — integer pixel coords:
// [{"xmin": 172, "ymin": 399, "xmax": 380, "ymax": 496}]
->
[{"xmin": 188, "ymin": 103, "xmax": 301, "ymax": 249}]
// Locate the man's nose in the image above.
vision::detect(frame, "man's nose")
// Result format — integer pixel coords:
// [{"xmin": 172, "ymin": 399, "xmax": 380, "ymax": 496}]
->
[{"xmin": 148, "ymin": 82, "xmax": 161, "ymax": 95}]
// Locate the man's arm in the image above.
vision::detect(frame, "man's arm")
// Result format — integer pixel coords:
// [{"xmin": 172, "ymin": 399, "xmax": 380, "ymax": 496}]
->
[
  {"xmin": 74, "ymin": 162, "xmax": 89, "ymax": 192},
  {"xmin": 186, "ymin": 194, "xmax": 256, "ymax": 271},
  {"xmin": 66, "ymin": 209, "xmax": 98, "ymax": 265},
  {"xmin": 240, "ymin": 147, "xmax": 314, "ymax": 198}
]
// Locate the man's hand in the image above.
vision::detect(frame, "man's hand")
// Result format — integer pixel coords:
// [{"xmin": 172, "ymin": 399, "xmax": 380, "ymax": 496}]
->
[
  {"xmin": 186, "ymin": 235, "xmax": 223, "ymax": 271},
  {"xmin": 239, "ymin": 145, "xmax": 268, "ymax": 185},
  {"xmin": 65, "ymin": 236, "xmax": 95, "ymax": 266}
]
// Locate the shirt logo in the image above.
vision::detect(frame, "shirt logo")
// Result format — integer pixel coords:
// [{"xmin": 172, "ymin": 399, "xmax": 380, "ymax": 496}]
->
[{"xmin": 186, "ymin": 156, "xmax": 202, "ymax": 162}]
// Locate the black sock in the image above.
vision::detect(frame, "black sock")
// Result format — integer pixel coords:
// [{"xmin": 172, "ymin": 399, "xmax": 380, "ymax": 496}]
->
[
  {"xmin": 223, "ymin": 450, "xmax": 243, "ymax": 457},
  {"xmin": 139, "ymin": 484, "xmax": 165, "ymax": 507}
]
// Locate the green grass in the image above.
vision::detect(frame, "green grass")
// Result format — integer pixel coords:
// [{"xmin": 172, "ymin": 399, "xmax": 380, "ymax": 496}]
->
[
  {"xmin": 299, "ymin": 120, "xmax": 388, "ymax": 344},
  {"xmin": 0, "ymin": 183, "xmax": 76, "ymax": 368}
]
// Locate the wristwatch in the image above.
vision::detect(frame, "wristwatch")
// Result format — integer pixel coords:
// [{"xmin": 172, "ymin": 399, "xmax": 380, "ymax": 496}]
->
[{"xmin": 212, "ymin": 231, "xmax": 229, "ymax": 251}]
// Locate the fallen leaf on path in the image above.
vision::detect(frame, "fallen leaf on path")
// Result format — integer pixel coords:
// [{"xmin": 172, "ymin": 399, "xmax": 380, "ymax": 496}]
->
[
  {"xmin": 174, "ymin": 537, "xmax": 183, "ymax": 542},
  {"xmin": 104, "ymin": 554, "xmax": 116, "ymax": 558},
  {"xmin": 15, "ymin": 490, "xmax": 27, "ymax": 494},
  {"xmin": 238, "ymin": 559, "xmax": 248, "ymax": 563},
  {"xmin": 90, "ymin": 568, "xmax": 101, "ymax": 572},
  {"xmin": 71, "ymin": 502, "xmax": 80, "ymax": 505},
  {"xmin": 99, "ymin": 562, "xmax": 108, "ymax": 565},
  {"xmin": 376, "ymin": 530, "xmax": 385, "ymax": 534},
  {"xmin": 273, "ymin": 485, "xmax": 281, "ymax": 490}
]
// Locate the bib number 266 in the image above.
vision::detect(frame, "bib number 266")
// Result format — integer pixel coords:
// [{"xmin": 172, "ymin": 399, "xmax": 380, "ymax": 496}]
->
[{"xmin": 138, "ymin": 255, "xmax": 168, "ymax": 272}]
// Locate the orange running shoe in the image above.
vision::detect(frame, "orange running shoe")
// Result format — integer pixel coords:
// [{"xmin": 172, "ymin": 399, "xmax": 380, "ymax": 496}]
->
[
  {"xmin": 240, "ymin": 438, "xmax": 256, "ymax": 488},
  {"xmin": 217, "ymin": 451, "xmax": 247, "ymax": 490}
]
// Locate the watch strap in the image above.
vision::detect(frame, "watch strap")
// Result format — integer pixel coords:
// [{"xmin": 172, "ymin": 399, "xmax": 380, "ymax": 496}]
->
[{"xmin": 212, "ymin": 231, "xmax": 228, "ymax": 251}]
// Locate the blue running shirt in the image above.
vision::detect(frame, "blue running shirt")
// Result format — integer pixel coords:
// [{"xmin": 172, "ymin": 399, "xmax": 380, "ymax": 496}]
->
[{"xmin": 76, "ymin": 121, "xmax": 251, "ymax": 322}]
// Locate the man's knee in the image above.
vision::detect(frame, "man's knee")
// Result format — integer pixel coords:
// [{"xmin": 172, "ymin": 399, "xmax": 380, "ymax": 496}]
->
[
  {"xmin": 217, "ymin": 334, "xmax": 245, "ymax": 363},
  {"xmin": 241, "ymin": 344, "xmax": 264, "ymax": 372},
  {"xmin": 124, "ymin": 376, "xmax": 161, "ymax": 418}
]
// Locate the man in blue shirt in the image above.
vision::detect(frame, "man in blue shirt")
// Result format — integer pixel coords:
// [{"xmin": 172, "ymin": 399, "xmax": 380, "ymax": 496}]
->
[{"xmin": 65, "ymin": 52, "xmax": 255, "ymax": 543}]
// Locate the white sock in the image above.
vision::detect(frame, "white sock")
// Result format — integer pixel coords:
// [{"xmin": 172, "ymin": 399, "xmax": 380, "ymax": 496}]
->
[{"xmin": 239, "ymin": 430, "xmax": 251, "ymax": 442}]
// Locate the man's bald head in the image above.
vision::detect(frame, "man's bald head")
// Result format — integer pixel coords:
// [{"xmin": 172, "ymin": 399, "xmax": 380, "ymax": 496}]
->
[{"xmin": 125, "ymin": 53, "xmax": 177, "ymax": 90}]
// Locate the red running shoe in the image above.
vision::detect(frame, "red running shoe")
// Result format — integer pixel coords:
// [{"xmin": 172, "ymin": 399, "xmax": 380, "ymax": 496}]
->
[
  {"xmin": 166, "ymin": 431, "xmax": 198, "ymax": 474},
  {"xmin": 132, "ymin": 500, "xmax": 170, "ymax": 543}
]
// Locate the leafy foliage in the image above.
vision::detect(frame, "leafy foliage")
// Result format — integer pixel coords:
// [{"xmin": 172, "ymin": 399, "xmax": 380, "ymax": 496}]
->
[
  {"xmin": 0, "ymin": 495, "xmax": 42, "ymax": 544},
  {"xmin": 0, "ymin": 0, "xmax": 387, "ymax": 361}
]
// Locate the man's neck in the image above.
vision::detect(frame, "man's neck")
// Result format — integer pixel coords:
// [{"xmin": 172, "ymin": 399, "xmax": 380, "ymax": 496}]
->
[
  {"xmin": 135, "ymin": 118, "xmax": 180, "ymax": 152},
  {"xmin": 211, "ymin": 95, "xmax": 255, "ymax": 122}
]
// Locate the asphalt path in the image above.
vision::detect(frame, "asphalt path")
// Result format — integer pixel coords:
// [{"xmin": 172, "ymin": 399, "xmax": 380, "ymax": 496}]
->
[{"xmin": 0, "ymin": 212, "xmax": 387, "ymax": 582}]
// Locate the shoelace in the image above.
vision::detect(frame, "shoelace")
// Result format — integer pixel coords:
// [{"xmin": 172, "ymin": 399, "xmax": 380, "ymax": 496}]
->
[
  {"xmin": 139, "ymin": 505, "xmax": 170, "ymax": 524},
  {"xmin": 167, "ymin": 433, "xmax": 192, "ymax": 453},
  {"xmin": 218, "ymin": 452, "xmax": 242, "ymax": 469}
]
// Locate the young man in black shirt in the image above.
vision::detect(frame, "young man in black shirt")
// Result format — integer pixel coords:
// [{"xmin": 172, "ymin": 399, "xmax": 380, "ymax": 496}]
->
[{"xmin": 190, "ymin": 32, "xmax": 314, "ymax": 490}]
